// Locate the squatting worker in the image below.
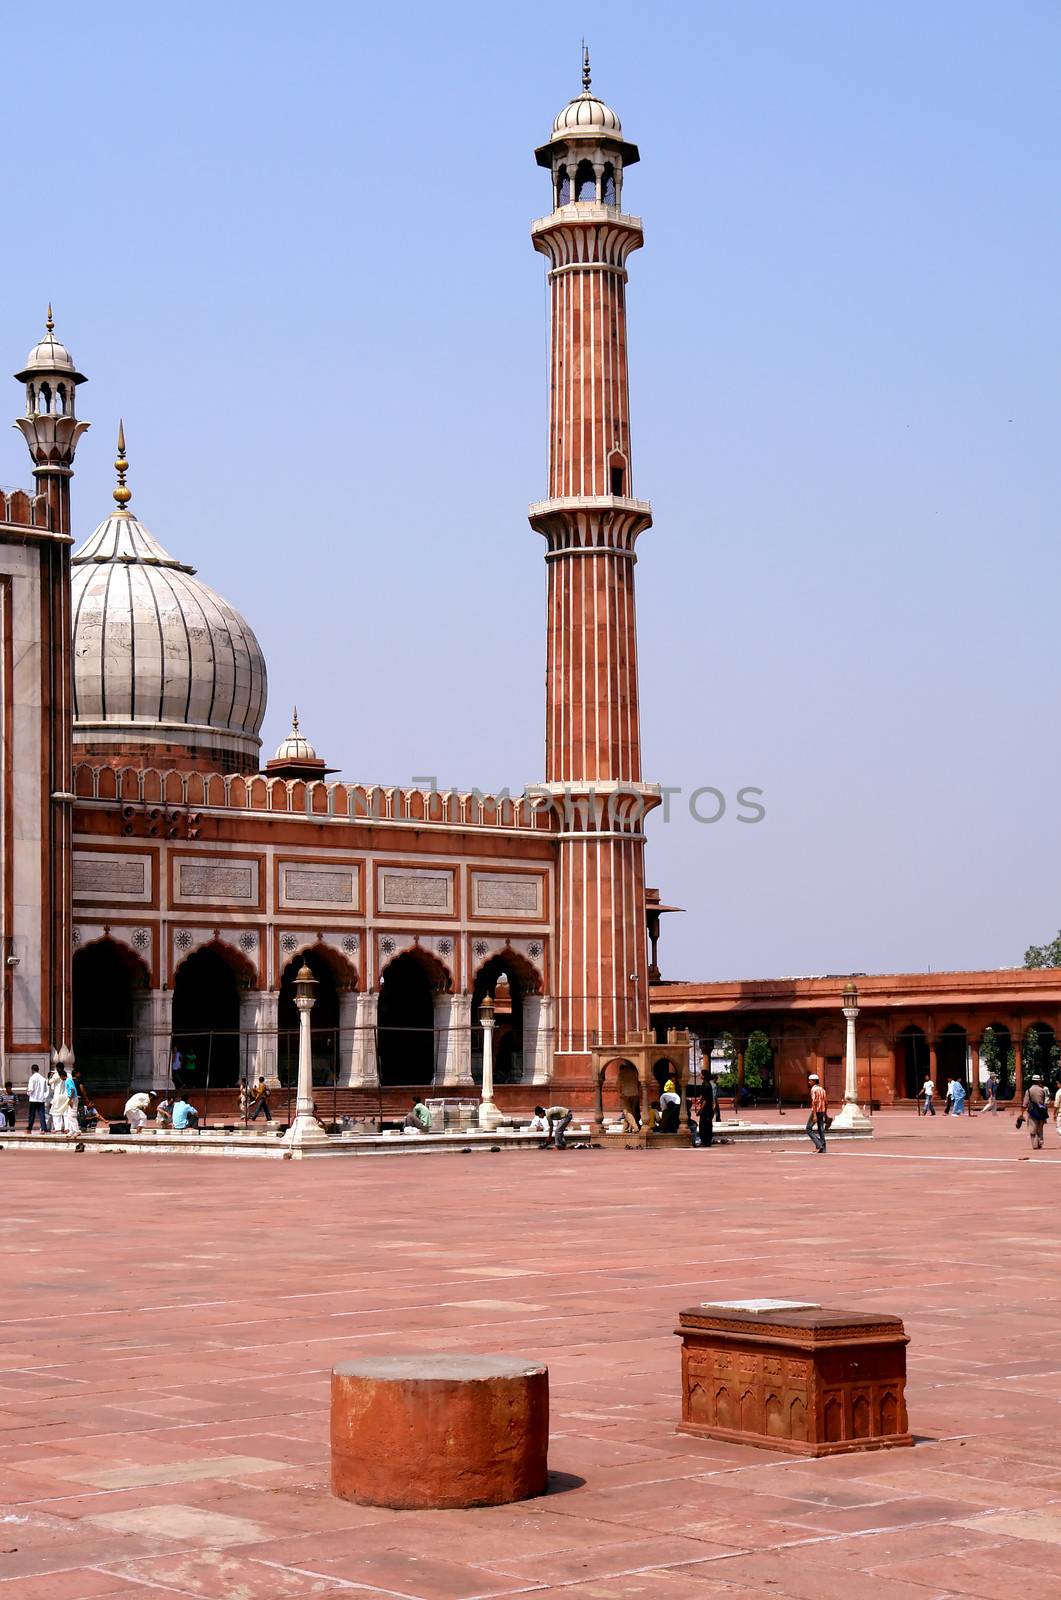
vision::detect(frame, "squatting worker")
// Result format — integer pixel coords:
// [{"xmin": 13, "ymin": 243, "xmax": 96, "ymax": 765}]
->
[
  {"xmin": 1022, "ymin": 1074, "xmax": 1049, "ymax": 1149},
  {"xmin": 403, "ymin": 1099, "xmax": 431, "ymax": 1133},
  {"xmin": 806, "ymin": 1073, "xmax": 828, "ymax": 1153},
  {"xmin": 536, "ymin": 1103, "xmax": 573, "ymax": 1149},
  {"xmin": 617, "ymin": 1061, "xmax": 641, "ymax": 1132}
]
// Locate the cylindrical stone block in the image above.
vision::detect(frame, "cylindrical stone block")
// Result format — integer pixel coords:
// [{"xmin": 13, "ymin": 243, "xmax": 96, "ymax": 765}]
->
[{"xmin": 331, "ymin": 1354, "xmax": 548, "ymax": 1509}]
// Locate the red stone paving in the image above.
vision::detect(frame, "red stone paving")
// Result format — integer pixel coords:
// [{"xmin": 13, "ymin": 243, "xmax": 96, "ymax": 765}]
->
[{"xmin": 1, "ymin": 1109, "xmax": 1059, "ymax": 1598}]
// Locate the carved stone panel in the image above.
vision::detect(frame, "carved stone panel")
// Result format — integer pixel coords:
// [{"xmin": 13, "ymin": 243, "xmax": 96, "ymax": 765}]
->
[
  {"xmin": 471, "ymin": 871, "xmax": 543, "ymax": 918},
  {"xmin": 378, "ymin": 867, "xmax": 454, "ymax": 915},
  {"xmin": 173, "ymin": 856, "xmax": 259, "ymax": 907},
  {"xmin": 281, "ymin": 866, "xmax": 358, "ymax": 909},
  {"xmin": 676, "ymin": 1304, "xmax": 912, "ymax": 1458},
  {"xmin": 73, "ymin": 851, "xmax": 151, "ymax": 904}
]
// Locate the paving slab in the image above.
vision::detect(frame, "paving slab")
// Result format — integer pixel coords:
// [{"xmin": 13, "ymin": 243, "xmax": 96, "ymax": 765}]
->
[{"xmin": 0, "ymin": 1110, "xmax": 1058, "ymax": 1598}]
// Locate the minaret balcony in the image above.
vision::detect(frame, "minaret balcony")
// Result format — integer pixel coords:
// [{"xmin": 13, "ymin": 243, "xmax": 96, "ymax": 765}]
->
[
  {"xmin": 529, "ymin": 495, "xmax": 653, "ymax": 557},
  {"xmin": 531, "ymin": 202, "xmax": 643, "ymax": 233}
]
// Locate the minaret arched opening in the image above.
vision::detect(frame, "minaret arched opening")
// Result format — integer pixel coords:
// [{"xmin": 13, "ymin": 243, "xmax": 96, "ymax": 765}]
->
[
  {"xmin": 556, "ymin": 164, "xmax": 570, "ymax": 205},
  {"xmin": 602, "ymin": 163, "xmax": 616, "ymax": 204},
  {"xmin": 575, "ymin": 159, "xmax": 596, "ymax": 201}
]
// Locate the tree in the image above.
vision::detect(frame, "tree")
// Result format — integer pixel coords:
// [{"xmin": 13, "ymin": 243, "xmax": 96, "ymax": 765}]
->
[
  {"xmin": 980, "ymin": 1027, "xmax": 1000, "ymax": 1081},
  {"xmin": 743, "ymin": 1029, "xmax": 773, "ymax": 1092},
  {"xmin": 1024, "ymin": 931, "xmax": 1061, "ymax": 968},
  {"xmin": 714, "ymin": 1031, "xmax": 738, "ymax": 1089}
]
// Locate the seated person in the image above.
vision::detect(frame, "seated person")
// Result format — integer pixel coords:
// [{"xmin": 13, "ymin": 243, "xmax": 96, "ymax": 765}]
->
[
  {"xmin": 403, "ymin": 1098, "xmax": 431, "ymax": 1133},
  {"xmin": 171, "ymin": 1095, "xmax": 199, "ymax": 1130},
  {"xmin": 659, "ymin": 1081, "xmax": 682, "ymax": 1133},
  {"xmin": 155, "ymin": 1097, "xmax": 172, "ymax": 1128},
  {"xmin": 526, "ymin": 1109, "xmax": 549, "ymax": 1134},
  {"xmin": 0, "ymin": 1082, "xmax": 16, "ymax": 1129}
]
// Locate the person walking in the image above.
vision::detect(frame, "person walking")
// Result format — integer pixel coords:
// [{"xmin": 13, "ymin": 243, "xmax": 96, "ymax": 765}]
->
[
  {"xmin": 26, "ymin": 1066, "xmax": 48, "ymax": 1133},
  {"xmin": 920, "ymin": 1075, "xmax": 936, "ymax": 1117},
  {"xmin": 62, "ymin": 1065, "xmax": 80, "ymax": 1135},
  {"xmin": 981, "ymin": 1072, "xmax": 998, "ymax": 1114},
  {"xmin": 946, "ymin": 1077, "xmax": 966, "ymax": 1117},
  {"xmin": 806, "ymin": 1073, "xmax": 828, "ymax": 1153},
  {"xmin": 1021, "ymin": 1074, "xmax": 1049, "ymax": 1149},
  {"xmin": 248, "ymin": 1076, "xmax": 272, "ymax": 1122}
]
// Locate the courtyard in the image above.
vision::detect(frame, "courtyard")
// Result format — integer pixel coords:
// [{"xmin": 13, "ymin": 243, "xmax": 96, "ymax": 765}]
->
[{"xmin": 1, "ymin": 1113, "xmax": 1060, "ymax": 1600}]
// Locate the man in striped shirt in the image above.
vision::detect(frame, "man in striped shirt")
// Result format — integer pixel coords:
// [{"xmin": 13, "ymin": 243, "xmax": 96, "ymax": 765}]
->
[{"xmin": 806, "ymin": 1074, "xmax": 828, "ymax": 1153}]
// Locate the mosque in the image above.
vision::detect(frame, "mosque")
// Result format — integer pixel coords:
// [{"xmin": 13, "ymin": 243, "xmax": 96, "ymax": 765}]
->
[
  {"xmin": 3, "ymin": 66, "xmax": 1056, "ymax": 1119},
  {"xmin": 0, "ymin": 63, "xmax": 691, "ymax": 1114}
]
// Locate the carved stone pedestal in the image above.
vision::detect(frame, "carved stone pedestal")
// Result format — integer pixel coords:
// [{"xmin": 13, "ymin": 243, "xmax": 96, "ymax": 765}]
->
[{"xmin": 676, "ymin": 1301, "xmax": 912, "ymax": 1457}]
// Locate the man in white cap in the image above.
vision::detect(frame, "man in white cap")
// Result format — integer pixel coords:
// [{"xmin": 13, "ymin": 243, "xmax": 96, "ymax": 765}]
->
[
  {"xmin": 123, "ymin": 1089, "xmax": 154, "ymax": 1133},
  {"xmin": 1021, "ymin": 1074, "xmax": 1049, "ymax": 1149},
  {"xmin": 806, "ymin": 1074, "xmax": 828, "ymax": 1153}
]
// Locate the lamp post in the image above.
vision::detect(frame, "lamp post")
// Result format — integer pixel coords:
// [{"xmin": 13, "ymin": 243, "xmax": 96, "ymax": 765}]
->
[
  {"xmin": 477, "ymin": 994, "xmax": 502, "ymax": 1130},
  {"xmin": 831, "ymin": 980, "xmax": 872, "ymax": 1131},
  {"xmin": 282, "ymin": 964, "xmax": 329, "ymax": 1149}
]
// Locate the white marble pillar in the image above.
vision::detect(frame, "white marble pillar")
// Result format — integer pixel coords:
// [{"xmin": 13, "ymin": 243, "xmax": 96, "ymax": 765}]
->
[
  {"xmin": 345, "ymin": 991, "xmax": 379, "ymax": 1087},
  {"xmin": 435, "ymin": 992, "xmax": 473, "ymax": 1086},
  {"xmin": 523, "ymin": 994, "xmax": 555, "ymax": 1085},
  {"xmin": 239, "ymin": 990, "xmax": 279, "ymax": 1088},
  {"xmin": 832, "ymin": 993, "xmax": 872, "ymax": 1130},
  {"xmin": 132, "ymin": 988, "xmax": 173, "ymax": 1090},
  {"xmin": 282, "ymin": 966, "xmax": 329, "ymax": 1149},
  {"xmin": 478, "ymin": 997, "xmax": 502, "ymax": 1129}
]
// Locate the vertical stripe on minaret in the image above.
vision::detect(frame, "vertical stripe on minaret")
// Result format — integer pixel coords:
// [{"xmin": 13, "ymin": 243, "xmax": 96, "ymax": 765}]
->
[{"xmin": 529, "ymin": 83, "xmax": 658, "ymax": 1074}]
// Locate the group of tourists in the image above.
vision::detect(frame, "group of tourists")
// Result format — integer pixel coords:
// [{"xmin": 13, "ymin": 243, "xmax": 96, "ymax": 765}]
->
[
  {"xmin": 918, "ymin": 1070, "xmax": 1061, "ymax": 1150},
  {"xmin": 1, "ymin": 1064, "xmax": 100, "ymax": 1135}
]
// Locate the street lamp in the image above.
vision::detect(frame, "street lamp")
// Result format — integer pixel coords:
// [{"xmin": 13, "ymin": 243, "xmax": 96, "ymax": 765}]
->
[
  {"xmin": 282, "ymin": 964, "xmax": 329, "ymax": 1150},
  {"xmin": 477, "ymin": 993, "xmax": 502, "ymax": 1130},
  {"xmin": 832, "ymin": 980, "xmax": 872, "ymax": 1131}
]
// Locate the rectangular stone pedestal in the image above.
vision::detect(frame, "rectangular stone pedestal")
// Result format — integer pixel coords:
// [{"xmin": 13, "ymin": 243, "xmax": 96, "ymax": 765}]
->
[{"xmin": 676, "ymin": 1301, "xmax": 912, "ymax": 1456}]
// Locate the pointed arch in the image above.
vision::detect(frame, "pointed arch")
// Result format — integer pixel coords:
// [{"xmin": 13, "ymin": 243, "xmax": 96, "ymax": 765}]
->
[{"xmin": 73, "ymin": 936, "xmax": 150, "ymax": 1092}]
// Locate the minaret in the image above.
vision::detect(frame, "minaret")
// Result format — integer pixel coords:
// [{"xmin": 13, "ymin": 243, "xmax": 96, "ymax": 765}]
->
[
  {"xmin": 530, "ymin": 55, "xmax": 658, "ymax": 1073},
  {"xmin": 11, "ymin": 310, "xmax": 89, "ymax": 1058}
]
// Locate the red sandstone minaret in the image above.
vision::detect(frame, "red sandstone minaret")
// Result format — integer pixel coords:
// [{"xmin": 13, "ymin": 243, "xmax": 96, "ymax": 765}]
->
[
  {"xmin": 13, "ymin": 309, "xmax": 89, "ymax": 1055},
  {"xmin": 530, "ymin": 54, "xmax": 657, "ymax": 1074}
]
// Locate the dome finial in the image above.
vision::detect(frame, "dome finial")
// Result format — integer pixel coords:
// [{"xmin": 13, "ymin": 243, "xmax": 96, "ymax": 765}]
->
[
  {"xmin": 291, "ymin": 705, "xmax": 300, "ymax": 732},
  {"xmin": 113, "ymin": 419, "xmax": 132, "ymax": 509},
  {"xmin": 581, "ymin": 40, "xmax": 591, "ymax": 93},
  {"xmin": 46, "ymin": 303, "xmax": 55, "ymax": 334}
]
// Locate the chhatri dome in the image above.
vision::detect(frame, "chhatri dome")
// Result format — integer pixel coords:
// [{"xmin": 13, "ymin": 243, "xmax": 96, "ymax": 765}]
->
[
  {"xmin": 14, "ymin": 304, "xmax": 87, "ymax": 386},
  {"xmin": 70, "ymin": 423, "xmax": 267, "ymax": 772},
  {"xmin": 550, "ymin": 50, "xmax": 622, "ymax": 139},
  {"xmin": 273, "ymin": 707, "xmax": 316, "ymax": 763}
]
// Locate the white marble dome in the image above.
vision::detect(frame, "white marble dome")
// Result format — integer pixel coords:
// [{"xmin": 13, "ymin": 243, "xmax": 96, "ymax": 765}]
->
[
  {"xmin": 551, "ymin": 91, "xmax": 622, "ymax": 140},
  {"xmin": 71, "ymin": 507, "xmax": 267, "ymax": 770},
  {"xmin": 273, "ymin": 709, "xmax": 316, "ymax": 762}
]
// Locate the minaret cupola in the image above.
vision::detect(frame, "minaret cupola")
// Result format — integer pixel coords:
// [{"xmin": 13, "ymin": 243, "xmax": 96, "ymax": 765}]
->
[
  {"xmin": 13, "ymin": 307, "xmax": 89, "ymax": 534},
  {"xmin": 535, "ymin": 48, "xmax": 640, "ymax": 210}
]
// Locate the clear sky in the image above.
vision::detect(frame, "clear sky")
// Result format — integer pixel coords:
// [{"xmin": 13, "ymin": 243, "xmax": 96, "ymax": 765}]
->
[{"xmin": 4, "ymin": 1, "xmax": 1059, "ymax": 982}]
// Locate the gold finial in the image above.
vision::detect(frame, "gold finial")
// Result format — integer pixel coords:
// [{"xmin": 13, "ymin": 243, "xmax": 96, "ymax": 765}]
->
[
  {"xmin": 581, "ymin": 41, "xmax": 591, "ymax": 93},
  {"xmin": 46, "ymin": 303, "xmax": 54, "ymax": 334},
  {"xmin": 113, "ymin": 419, "xmax": 132, "ymax": 509}
]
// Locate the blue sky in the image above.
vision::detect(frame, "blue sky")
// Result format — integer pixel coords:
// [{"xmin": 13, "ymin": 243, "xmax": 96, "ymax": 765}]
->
[{"xmin": 4, "ymin": 1, "xmax": 1060, "ymax": 980}]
